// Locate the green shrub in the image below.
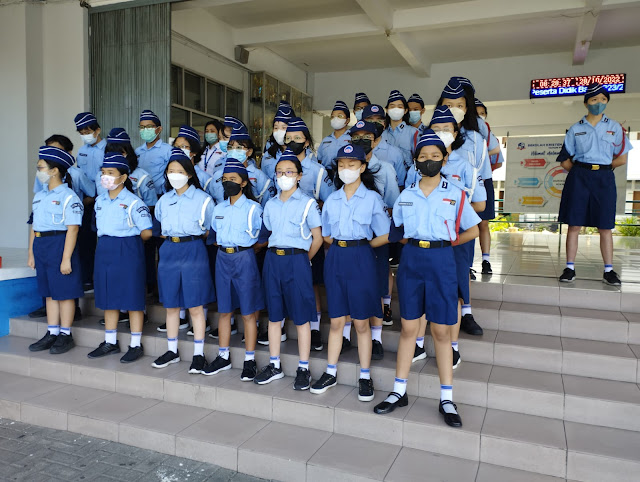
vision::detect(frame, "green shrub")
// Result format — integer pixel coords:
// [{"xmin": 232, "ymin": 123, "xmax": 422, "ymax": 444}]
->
[{"xmin": 616, "ymin": 217, "xmax": 640, "ymax": 237}]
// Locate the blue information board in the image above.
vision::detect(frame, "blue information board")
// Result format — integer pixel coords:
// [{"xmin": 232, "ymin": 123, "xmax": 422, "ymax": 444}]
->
[{"xmin": 530, "ymin": 74, "xmax": 626, "ymax": 99}]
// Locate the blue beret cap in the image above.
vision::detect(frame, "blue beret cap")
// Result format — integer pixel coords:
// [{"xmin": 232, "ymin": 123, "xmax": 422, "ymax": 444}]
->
[
  {"xmin": 223, "ymin": 157, "xmax": 248, "ymax": 176},
  {"xmin": 416, "ymin": 129, "xmax": 445, "ymax": 152},
  {"xmin": 278, "ymin": 149, "xmax": 299, "ymax": 164},
  {"xmin": 107, "ymin": 127, "xmax": 130, "ymax": 144},
  {"xmin": 224, "ymin": 116, "xmax": 244, "ymax": 130},
  {"xmin": 451, "ymin": 76, "xmax": 475, "ymax": 94},
  {"xmin": 584, "ymin": 82, "xmax": 610, "ymax": 102},
  {"xmin": 407, "ymin": 93, "xmax": 424, "ymax": 107},
  {"xmin": 474, "ymin": 98, "xmax": 486, "ymax": 108},
  {"xmin": 332, "ymin": 100, "xmax": 350, "ymax": 117},
  {"xmin": 274, "ymin": 101, "xmax": 295, "ymax": 124},
  {"xmin": 169, "ymin": 147, "xmax": 190, "ymax": 163},
  {"xmin": 441, "ymin": 78, "xmax": 466, "ymax": 99},
  {"xmin": 336, "ymin": 144, "xmax": 366, "ymax": 162},
  {"xmin": 349, "ymin": 120, "xmax": 377, "ymax": 136},
  {"xmin": 102, "ymin": 151, "xmax": 130, "ymax": 173},
  {"xmin": 177, "ymin": 125, "xmax": 200, "ymax": 144},
  {"xmin": 286, "ymin": 117, "xmax": 309, "ymax": 133},
  {"xmin": 39, "ymin": 146, "xmax": 75, "ymax": 169},
  {"xmin": 74, "ymin": 112, "xmax": 97, "ymax": 130},
  {"xmin": 361, "ymin": 104, "xmax": 385, "ymax": 120},
  {"xmin": 229, "ymin": 124, "xmax": 251, "ymax": 143},
  {"xmin": 139, "ymin": 109, "xmax": 161, "ymax": 126},
  {"xmin": 354, "ymin": 92, "xmax": 371, "ymax": 106},
  {"xmin": 387, "ymin": 90, "xmax": 407, "ymax": 106},
  {"xmin": 429, "ymin": 106, "xmax": 457, "ymax": 126}
]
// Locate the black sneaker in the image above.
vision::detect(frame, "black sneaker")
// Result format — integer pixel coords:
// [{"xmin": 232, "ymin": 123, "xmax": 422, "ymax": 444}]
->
[
  {"xmin": 189, "ymin": 355, "xmax": 207, "ymax": 374},
  {"xmin": 460, "ymin": 314, "xmax": 483, "ymax": 336},
  {"xmin": 311, "ymin": 330, "xmax": 323, "ymax": 351},
  {"xmin": 453, "ymin": 348, "xmax": 461, "ymax": 369},
  {"xmin": 156, "ymin": 320, "xmax": 189, "ymax": 332},
  {"xmin": 29, "ymin": 332, "xmax": 57, "ymax": 352},
  {"xmin": 603, "ymin": 270, "xmax": 621, "ymax": 286},
  {"xmin": 83, "ymin": 283, "xmax": 94, "ymax": 293},
  {"xmin": 143, "ymin": 313, "xmax": 149, "ymax": 325},
  {"xmin": 382, "ymin": 305, "xmax": 393, "ymax": 326},
  {"xmin": 372, "ymin": 340, "xmax": 384, "ymax": 360},
  {"xmin": 253, "ymin": 363, "xmax": 284, "ymax": 385},
  {"xmin": 469, "ymin": 269, "xmax": 476, "ymax": 282},
  {"xmin": 74, "ymin": 306, "xmax": 82, "ymax": 322},
  {"xmin": 310, "ymin": 372, "xmax": 337, "ymax": 394},
  {"xmin": 389, "ymin": 257, "xmax": 400, "ymax": 269},
  {"xmin": 87, "ymin": 341, "xmax": 121, "ymax": 359},
  {"xmin": 559, "ymin": 267, "xmax": 576, "ymax": 283},
  {"xmin": 412, "ymin": 344, "xmax": 426, "ymax": 363},
  {"xmin": 28, "ymin": 306, "xmax": 47, "ymax": 318},
  {"xmin": 358, "ymin": 378, "xmax": 375, "ymax": 402},
  {"xmin": 187, "ymin": 325, "xmax": 211, "ymax": 336},
  {"xmin": 241, "ymin": 360, "xmax": 257, "ymax": 381},
  {"xmin": 341, "ymin": 337, "xmax": 351, "ymax": 353},
  {"xmin": 120, "ymin": 345, "xmax": 144, "ymax": 363},
  {"xmin": 202, "ymin": 355, "xmax": 231, "ymax": 375},
  {"xmin": 293, "ymin": 368, "xmax": 311, "ymax": 390},
  {"xmin": 481, "ymin": 260, "xmax": 493, "ymax": 274},
  {"xmin": 49, "ymin": 333, "xmax": 75, "ymax": 354},
  {"xmin": 151, "ymin": 350, "xmax": 180, "ymax": 368},
  {"xmin": 257, "ymin": 331, "xmax": 269, "ymax": 345},
  {"xmin": 208, "ymin": 322, "xmax": 238, "ymax": 339},
  {"xmin": 100, "ymin": 312, "xmax": 130, "ymax": 326}
]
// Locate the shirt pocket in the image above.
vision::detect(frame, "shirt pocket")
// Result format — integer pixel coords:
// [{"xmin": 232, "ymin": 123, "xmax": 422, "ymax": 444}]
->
[
  {"xmin": 402, "ymin": 210, "xmax": 417, "ymax": 235},
  {"xmin": 600, "ymin": 132, "xmax": 616, "ymax": 157},
  {"xmin": 352, "ymin": 205, "xmax": 372, "ymax": 233},
  {"xmin": 435, "ymin": 202, "xmax": 458, "ymax": 239}
]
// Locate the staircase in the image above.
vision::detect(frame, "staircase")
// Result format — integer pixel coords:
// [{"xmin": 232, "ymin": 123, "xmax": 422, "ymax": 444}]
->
[{"xmin": 1, "ymin": 275, "xmax": 639, "ymax": 481}]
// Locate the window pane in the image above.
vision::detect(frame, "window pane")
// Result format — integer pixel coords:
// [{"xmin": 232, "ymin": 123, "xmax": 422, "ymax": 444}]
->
[
  {"xmin": 184, "ymin": 71, "xmax": 204, "ymax": 111},
  {"xmin": 192, "ymin": 113, "xmax": 214, "ymax": 143},
  {"xmin": 226, "ymin": 88, "xmax": 242, "ymax": 119},
  {"xmin": 171, "ymin": 65, "xmax": 183, "ymax": 105},
  {"xmin": 170, "ymin": 106, "xmax": 189, "ymax": 139},
  {"xmin": 207, "ymin": 80, "xmax": 224, "ymax": 117}
]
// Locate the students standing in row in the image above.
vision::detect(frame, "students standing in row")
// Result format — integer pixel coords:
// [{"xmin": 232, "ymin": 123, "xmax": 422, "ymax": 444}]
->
[
  {"xmin": 383, "ymin": 90, "xmax": 419, "ymax": 172},
  {"xmin": 407, "ymin": 93, "xmax": 427, "ymax": 136},
  {"xmin": 261, "ymin": 101, "xmax": 295, "ymax": 181},
  {"xmin": 199, "ymin": 119, "xmax": 225, "ymax": 177},
  {"xmin": 317, "ymin": 100, "xmax": 352, "ymax": 170}
]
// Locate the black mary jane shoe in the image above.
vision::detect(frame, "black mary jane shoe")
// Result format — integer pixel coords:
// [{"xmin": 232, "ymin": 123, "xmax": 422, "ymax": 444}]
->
[
  {"xmin": 439, "ymin": 400, "xmax": 462, "ymax": 427},
  {"xmin": 373, "ymin": 392, "xmax": 408, "ymax": 414}
]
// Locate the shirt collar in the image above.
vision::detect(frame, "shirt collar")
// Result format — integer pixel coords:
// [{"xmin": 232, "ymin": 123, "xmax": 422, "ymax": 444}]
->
[
  {"xmin": 140, "ymin": 139, "xmax": 164, "ymax": 151},
  {"xmin": 581, "ymin": 114, "xmax": 609, "ymax": 125},
  {"xmin": 339, "ymin": 181, "xmax": 367, "ymax": 202},
  {"xmin": 388, "ymin": 121, "xmax": 407, "ymax": 132},
  {"xmin": 279, "ymin": 188, "xmax": 303, "ymax": 203},
  {"xmin": 171, "ymin": 184, "xmax": 196, "ymax": 199}
]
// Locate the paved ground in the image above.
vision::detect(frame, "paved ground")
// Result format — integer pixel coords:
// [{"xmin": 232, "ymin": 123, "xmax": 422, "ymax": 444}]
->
[{"xmin": 0, "ymin": 418, "xmax": 267, "ymax": 482}]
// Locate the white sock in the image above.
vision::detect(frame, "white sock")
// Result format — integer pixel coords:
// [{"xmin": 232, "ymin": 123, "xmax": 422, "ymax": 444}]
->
[
  {"xmin": 383, "ymin": 295, "xmax": 391, "ymax": 305},
  {"xmin": 326, "ymin": 364, "xmax": 337, "ymax": 377},
  {"xmin": 441, "ymin": 385, "xmax": 457, "ymax": 414},
  {"xmin": 193, "ymin": 339, "xmax": 204, "ymax": 356},
  {"xmin": 130, "ymin": 332, "xmax": 142, "ymax": 348},
  {"xmin": 371, "ymin": 325, "xmax": 382, "ymax": 343},
  {"xmin": 245, "ymin": 350, "xmax": 255, "ymax": 361},
  {"xmin": 461, "ymin": 304, "xmax": 472, "ymax": 316},
  {"xmin": 317, "ymin": 311, "xmax": 322, "ymax": 323},
  {"xmin": 343, "ymin": 322, "xmax": 351, "ymax": 341},
  {"xmin": 360, "ymin": 368, "xmax": 370, "ymax": 380},
  {"xmin": 48, "ymin": 325, "xmax": 60, "ymax": 336},
  {"xmin": 168, "ymin": 337, "xmax": 178, "ymax": 354},
  {"xmin": 452, "ymin": 341, "xmax": 459, "ymax": 352},
  {"xmin": 280, "ymin": 319, "xmax": 285, "ymax": 328},
  {"xmin": 384, "ymin": 377, "xmax": 407, "ymax": 403},
  {"xmin": 299, "ymin": 360, "xmax": 309, "ymax": 371},
  {"xmin": 60, "ymin": 327, "xmax": 71, "ymax": 336},
  {"xmin": 203, "ymin": 307, "xmax": 208, "ymax": 319},
  {"xmin": 416, "ymin": 336, "xmax": 425, "ymax": 349},
  {"xmin": 604, "ymin": 264, "xmax": 613, "ymax": 273},
  {"xmin": 270, "ymin": 356, "xmax": 280, "ymax": 369},
  {"xmin": 482, "ymin": 253, "xmax": 490, "ymax": 262},
  {"xmin": 566, "ymin": 262, "xmax": 575, "ymax": 270},
  {"xmin": 230, "ymin": 314, "xmax": 236, "ymax": 325},
  {"xmin": 179, "ymin": 309, "xmax": 186, "ymax": 320},
  {"xmin": 105, "ymin": 330, "xmax": 117, "ymax": 345},
  {"xmin": 310, "ymin": 317, "xmax": 320, "ymax": 331},
  {"xmin": 219, "ymin": 347, "xmax": 229, "ymax": 360}
]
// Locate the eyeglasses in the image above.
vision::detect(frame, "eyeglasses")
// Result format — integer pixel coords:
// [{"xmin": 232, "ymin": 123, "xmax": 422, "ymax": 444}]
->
[
  {"xmin": 275, "ymin": 170, "xmax": 299, "ymax": 178},
  {"xmin": 139, "ymin": 125, "xmax": 157, "ymax": 130},
  {"xmin": 351, "ymin": 135, "xmax": 375, "ymax": 142},
  {"xmin": 285, "ymin": 136, "xmax": 306, "ymax": 143}
]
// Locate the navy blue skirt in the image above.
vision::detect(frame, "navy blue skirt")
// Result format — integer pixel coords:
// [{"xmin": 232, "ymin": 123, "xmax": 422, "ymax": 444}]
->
[
  {"xmin": 263, "ymin": 250, "xmax": 315, "ymax": 326},
  {"xmin": 33, "ymin": 234, "xmax": 83, "ymax": 301},
  {"xmin": 453, "ymin": 242, "xmax": 472, "ymax": 304},
  {"xmin": 397, "ymin": 244, "xmax": 458, "ymax": 324},
  {"xmin": 558, "ymin": 166, "xmax": 616, "ymax": 229},
  {"xmin": 373, "ymin": 244, "xmax": 390, "ymax": 298},
  {"xmin": 158, "ymin": 239, "xmax": 215, "ymax": 309},
  {"xmin": 324, "ymin": 243, "xmax": 382, "ymax": 320},
  {"xmin": 94, "ymin": 236, "xmax": 146, "ymax": 311},
  {"xmin": 478, "ymin": 178, "xmax": 495, "ymax": 220},
  {"xmin": 215, "ymin": 248, "xmax": 265, "ymax": 315}
]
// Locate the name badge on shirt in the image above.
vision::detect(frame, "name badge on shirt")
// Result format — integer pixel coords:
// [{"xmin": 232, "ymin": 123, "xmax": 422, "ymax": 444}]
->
[
  {"xmin": 398, "ymin": 202, "xmax": 413, "ymax": 206},
  {"xmin": 575, "ymin": 132, "xmax": 586, "ymax": 136},
  {"xmin": 215, "ymin": 216, "xmax": 224, "ymax": 219},
  {"xmin": 606, "ymin": 131, "xmax": 615, "ymax": 136},
  {"xmin": 443, "ymin": 198, "xmax": 456, "ymax": 206},
  {"xmin": 51, "ymin": 200, "xmax": 60, "ymax": 205}
]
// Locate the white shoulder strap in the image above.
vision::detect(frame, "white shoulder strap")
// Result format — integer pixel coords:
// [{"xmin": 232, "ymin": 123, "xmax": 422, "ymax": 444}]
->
[
  {"xmin": 258, "ymin": 179, "xmax": 271, "ymax": 201},
  {"xmin": 199, "ymin": 197, "xmax": 212, "ymax": 230},
  {"xmin": 245, "ymin": 204, "xmax": 259, "ymax": 239},
  {"xmin": 136, "ymin": 174, "xmax": 148, "ymax": 197},
  {"xmin": 53, "ymin": 194, "xmax": 74, "ymax": 225},
  {"xmin": 314, "ymin": 168, "xmax": 324, "ymax": 200},
  {"xmin": 127, "ymin": 199, "xmax": 139, "ymax": 228},
  {"xmin": 299, "ymin": 198, "xmax": 315, "ymax": 240},
  {"xmin": 203, "ymin": 178, "xmax": 212, "ymax": 192},
  {"xmin": 468, "ymin": 151, "xmax": 478, "ymax": 198}
]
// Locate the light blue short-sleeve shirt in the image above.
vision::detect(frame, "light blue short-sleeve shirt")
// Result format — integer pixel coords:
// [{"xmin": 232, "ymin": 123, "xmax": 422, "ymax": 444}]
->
[
  {"xmin": 564, "ymin": 115, "xmax": 632, "ymax": 165},
  {"xmin": 135, "ymin": 139, "xmax": 173, "ymax": 196},
  {"xmin": 155, "ymin": 185, "xmax": 213, "ymax": 237},
  {"xmin": 32, "ymin": 184, "xmax": 83, "ymax": 231},
  {"xmin": 210, "ymin": 194, "xmax": 263, "ymax": 247},
  {"xmin": 95, "ymin": 189, "xmax": 153, "ymax": 237},
  {"xmin": 263, "ymin": 189, "xmax": 321, "ymax": 251}
]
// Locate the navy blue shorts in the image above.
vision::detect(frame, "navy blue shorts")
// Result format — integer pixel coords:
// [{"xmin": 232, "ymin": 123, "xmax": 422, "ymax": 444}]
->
[
  {"xmin": 453, "ymin": 242, "xmax": 471, "ymax": 304},
  {"xmin": 263, "ymin": 250, "xmax": 315, "ymax": 326},
  {"xmin": 373, "ymin": 245, "xmax": 390, "ymax": 298},
  {"xmin": 558, "ymin": 166, "xmax": 616, "ymax": 229},
  {"xmin": 478, "ymin": 179, "xmax": 495, "ymax": 220},
  {"xmin": 397, "ymin": 244, "xmax": 458, "ymax": 324},
  {"xmin": 158, "ymin": 239, "xmax": 215, "ymax": 309},
  {"xmin": 216, "ymin": 248, "xmax": 265, "ymax": 315},
  {"xmin": 33, "ymin": 234, "xmax": 84, "ymax": 301},
  {"xmin": 311, "ymin": 247, "xmax": 325, "ymax": 285},
  {"xmin": 94, "ymin": 236, "xmax": 146, "ymax": 311},
  {"xmin": 324, "ymin": 243, "xmax": 382, "ymax": 320},
  {"xmin": 205, "ymin": 243, "xmax": 218, "ymax": 302}
]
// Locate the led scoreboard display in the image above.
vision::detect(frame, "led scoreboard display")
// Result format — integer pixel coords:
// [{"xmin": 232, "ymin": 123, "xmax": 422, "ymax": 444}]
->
[{"xmin": 530, "ymin": 74, "xmax": 626, "ymax": 99}]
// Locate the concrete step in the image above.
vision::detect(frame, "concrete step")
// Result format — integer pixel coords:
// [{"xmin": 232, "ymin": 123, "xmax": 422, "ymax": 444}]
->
[{"xmin": 3, "ymin": 368, "xmax": 640, "ymax": 481}]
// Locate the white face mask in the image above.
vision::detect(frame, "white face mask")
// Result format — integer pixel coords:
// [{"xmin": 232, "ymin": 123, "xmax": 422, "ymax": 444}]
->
[
  {"xmin": 36, "ymin": 170, "xmax": 51, "ymax": 184},
  {"xmin": 435, "ymin": 131, "xmax": 455, "ymax": 148},
  {"xmin": 81, "ymin": 133, "xmax": 96, "ymax": 145},
  {"xmin": 180, "ymin": 147, "xmax": 191, "ymax": 158},
  {"xmin": 273, "ymin": 129, "xmax": 287, "ymax": 146},
  {"xmin": 449, "ymin": 107, "xmax": 466, "ymax": 124},
  {"xmin": 479, "ymin": 115, "xmax": 487, "ymax": 121},
  {"xmin": 330, "ymin": 117, "xmax": 347, "ymax": 131},
  {"xmin": 167, "ymin": 173, "xmax": 189, "ymax": 190},
  {"xmin": 338, "ymin": 168, "xmax": 361, "ymax": 185},
  {"xmin": 388, "ymin": 108, "xmax": 405, "ymax": 121},
  {"xmin": 276, "ymin": 175, "xmax": 297, "ymax": 192},
  {"xmin": 100, "ymin": 174, "xmax": 123, "ymax": 191}
]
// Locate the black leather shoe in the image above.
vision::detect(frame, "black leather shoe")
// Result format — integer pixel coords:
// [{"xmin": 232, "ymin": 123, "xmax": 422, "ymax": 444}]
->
[
  {"xmin": 49, "ymin": 333, "xmax": 75, "ymax": 354},
  {"xmin": 29, "ymin": 332, "xmax": 57, "ymax": 352},
  {"xmin": 341, "ymin": 336, "xmax": 351, "ymax": 353},
  {"xmin": 469, "ymin": 269, "xmax": 476, "ymax": 282},
  {"xmin": 439, "ymin": 400, "xmax": 462, "ymax": 427},
  {"xmin": 28, "ymin": 306, "xmax": 47, "ymax": 319},
  {"xmin": 460, "ymin": 314, "xmax": 483, "ymax": 336},
  {"xmin": 87, "ymin": 341, "xmax": 121, "ymax": 359},
  {"xmin": 371, "ymin": 340, "xmax": 384, "ymax": 360},
  {"xmin": 481, "ymin": 260, "xmax": 493, "ymax": 275},
  {"xmin": 374, "ymin": 392, "xmax": 408, "ymax": 414},
  {"xmin": 453, "ymin": 348, "xmax": 461, "ymax": 369}
]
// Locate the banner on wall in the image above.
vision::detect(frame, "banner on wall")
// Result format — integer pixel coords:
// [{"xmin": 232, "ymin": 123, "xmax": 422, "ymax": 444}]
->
[{"xmin": 504, "ymin": 136, "xmax": 627, "ymax": 214}]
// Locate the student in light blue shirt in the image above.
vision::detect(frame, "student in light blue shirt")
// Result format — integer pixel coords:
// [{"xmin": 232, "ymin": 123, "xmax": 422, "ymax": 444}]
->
[
  {"xmin": 135, "ymin": 109, "xmax": 172, "ymax": 197},
  {"xmin": 173, "ymin": 125, "xmax": 215, "ymax": 198},
  {"xmin": 383, "ymin": 90, "xmax": 419, "ymax": 170},
  {"xmin": 74, "ymin": 112, "xmax": 106, "ymax": 184},
  {"xmin": 353, "ymin": 92, "xmax": 371, "ymax": 121},
  {"xmin": 199, "ymin": 119, "xmax": 225, "ymax": 176},
  {"xmin": 261, "ymin": 101, "xmax": 295, "ymax": 180},
  {"xmin": 317, "ymin": 100, "xmax": 352, "ymax": 169},
  {"xmin": 362, "ymin": 104, "xmax": 408, "ymax": 186},
  {"xmin": 407, "ymin": 93, "xmax": 427, "ymax": 136}
]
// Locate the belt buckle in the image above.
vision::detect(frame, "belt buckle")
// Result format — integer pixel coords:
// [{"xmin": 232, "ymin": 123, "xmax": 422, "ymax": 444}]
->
[
  {"xmin": 419, "ymin": 240, "xmax": 430, "ymax": 248},
  {"xmin": 276, "ymin": 249, "xmax": 285, "ymax": 256},
  {"xmin": 225, "ymin": 247, "xmax": 235, "ymax": 254},
  {"xmin": 35, "ymin": 232, "xmax": 41, "ymax": 238},
  {"xmin": 338, "ymin": 240, "xmax": 347, "ymax": 248},
  {"xmin": 592, "ymin": 165, "xmax": 600, "ymax": 170},
  {"xmin": 171, "ymin": 236, "xmax": 180, "ymax": 243}
]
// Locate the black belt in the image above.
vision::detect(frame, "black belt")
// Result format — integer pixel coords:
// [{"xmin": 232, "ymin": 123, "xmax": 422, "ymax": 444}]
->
[
  {"xmin": 269, "ymin": 247, "xmax": 307, "ymax": 256},
  {"xmin": 220, "ymin": 246, "xmax": 251, "ymax": 254},
  {"xmin": 166, "ymin": 235, "xmax": 201, "ymax": 243},
  {"xmin": 574, "ymin": 161, "xmax": 612, "ymax": 171},
  {"xmin": 333, "ymin": 239, "xmax": 368, "ymax": 248},
  {"xmin": 409, "ymin": 239, "xmax": 451, "ymax": 249},
  {"xmin": 34, "ymin": 231, "xmax": 66, "ymax": 238}
]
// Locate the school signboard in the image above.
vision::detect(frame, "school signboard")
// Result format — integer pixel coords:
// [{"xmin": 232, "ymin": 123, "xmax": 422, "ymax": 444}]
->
[{"xmin": 504, "ymin": 136, "xmax": 627, "ymax": 214}]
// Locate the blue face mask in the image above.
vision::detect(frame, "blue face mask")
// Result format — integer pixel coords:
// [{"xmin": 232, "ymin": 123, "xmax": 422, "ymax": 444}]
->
[
  {"xmin": 219, "ymin": 140, "xmax": 228, "ymax": 152},
  {"xmin": 354, "ymin": 110, "xmax": 363, "ymax": 121},
  {"xmin": 587, "ymin": 102, "xmax": 607, "ymax": 116},
  {"xmin": 409, "ymin": 110, "xmax": 422, "ymax": 125},
  {"xmin": 227, "ymin": 148, "xmax": 247, "ymax": 164}
]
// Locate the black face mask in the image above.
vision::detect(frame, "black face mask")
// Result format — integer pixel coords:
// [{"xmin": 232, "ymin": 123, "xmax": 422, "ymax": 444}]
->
[
  {"xmin": 286, "ymin": 141, "xmax": 306, "ymax": 156},
  {"xmin": 351, "ymin": 138, "xmax": 373, "ymax": 155},
  {"xmin": 372, "ymin": 122, "xmax": 385, "ymax": 138},
  {"xmin": 416, "ymin": 160, "xmax": 443, "ymax": 178},
  {"xmin": 222, "ymin": 180, "xmax": 242, "ymax": 198}
]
